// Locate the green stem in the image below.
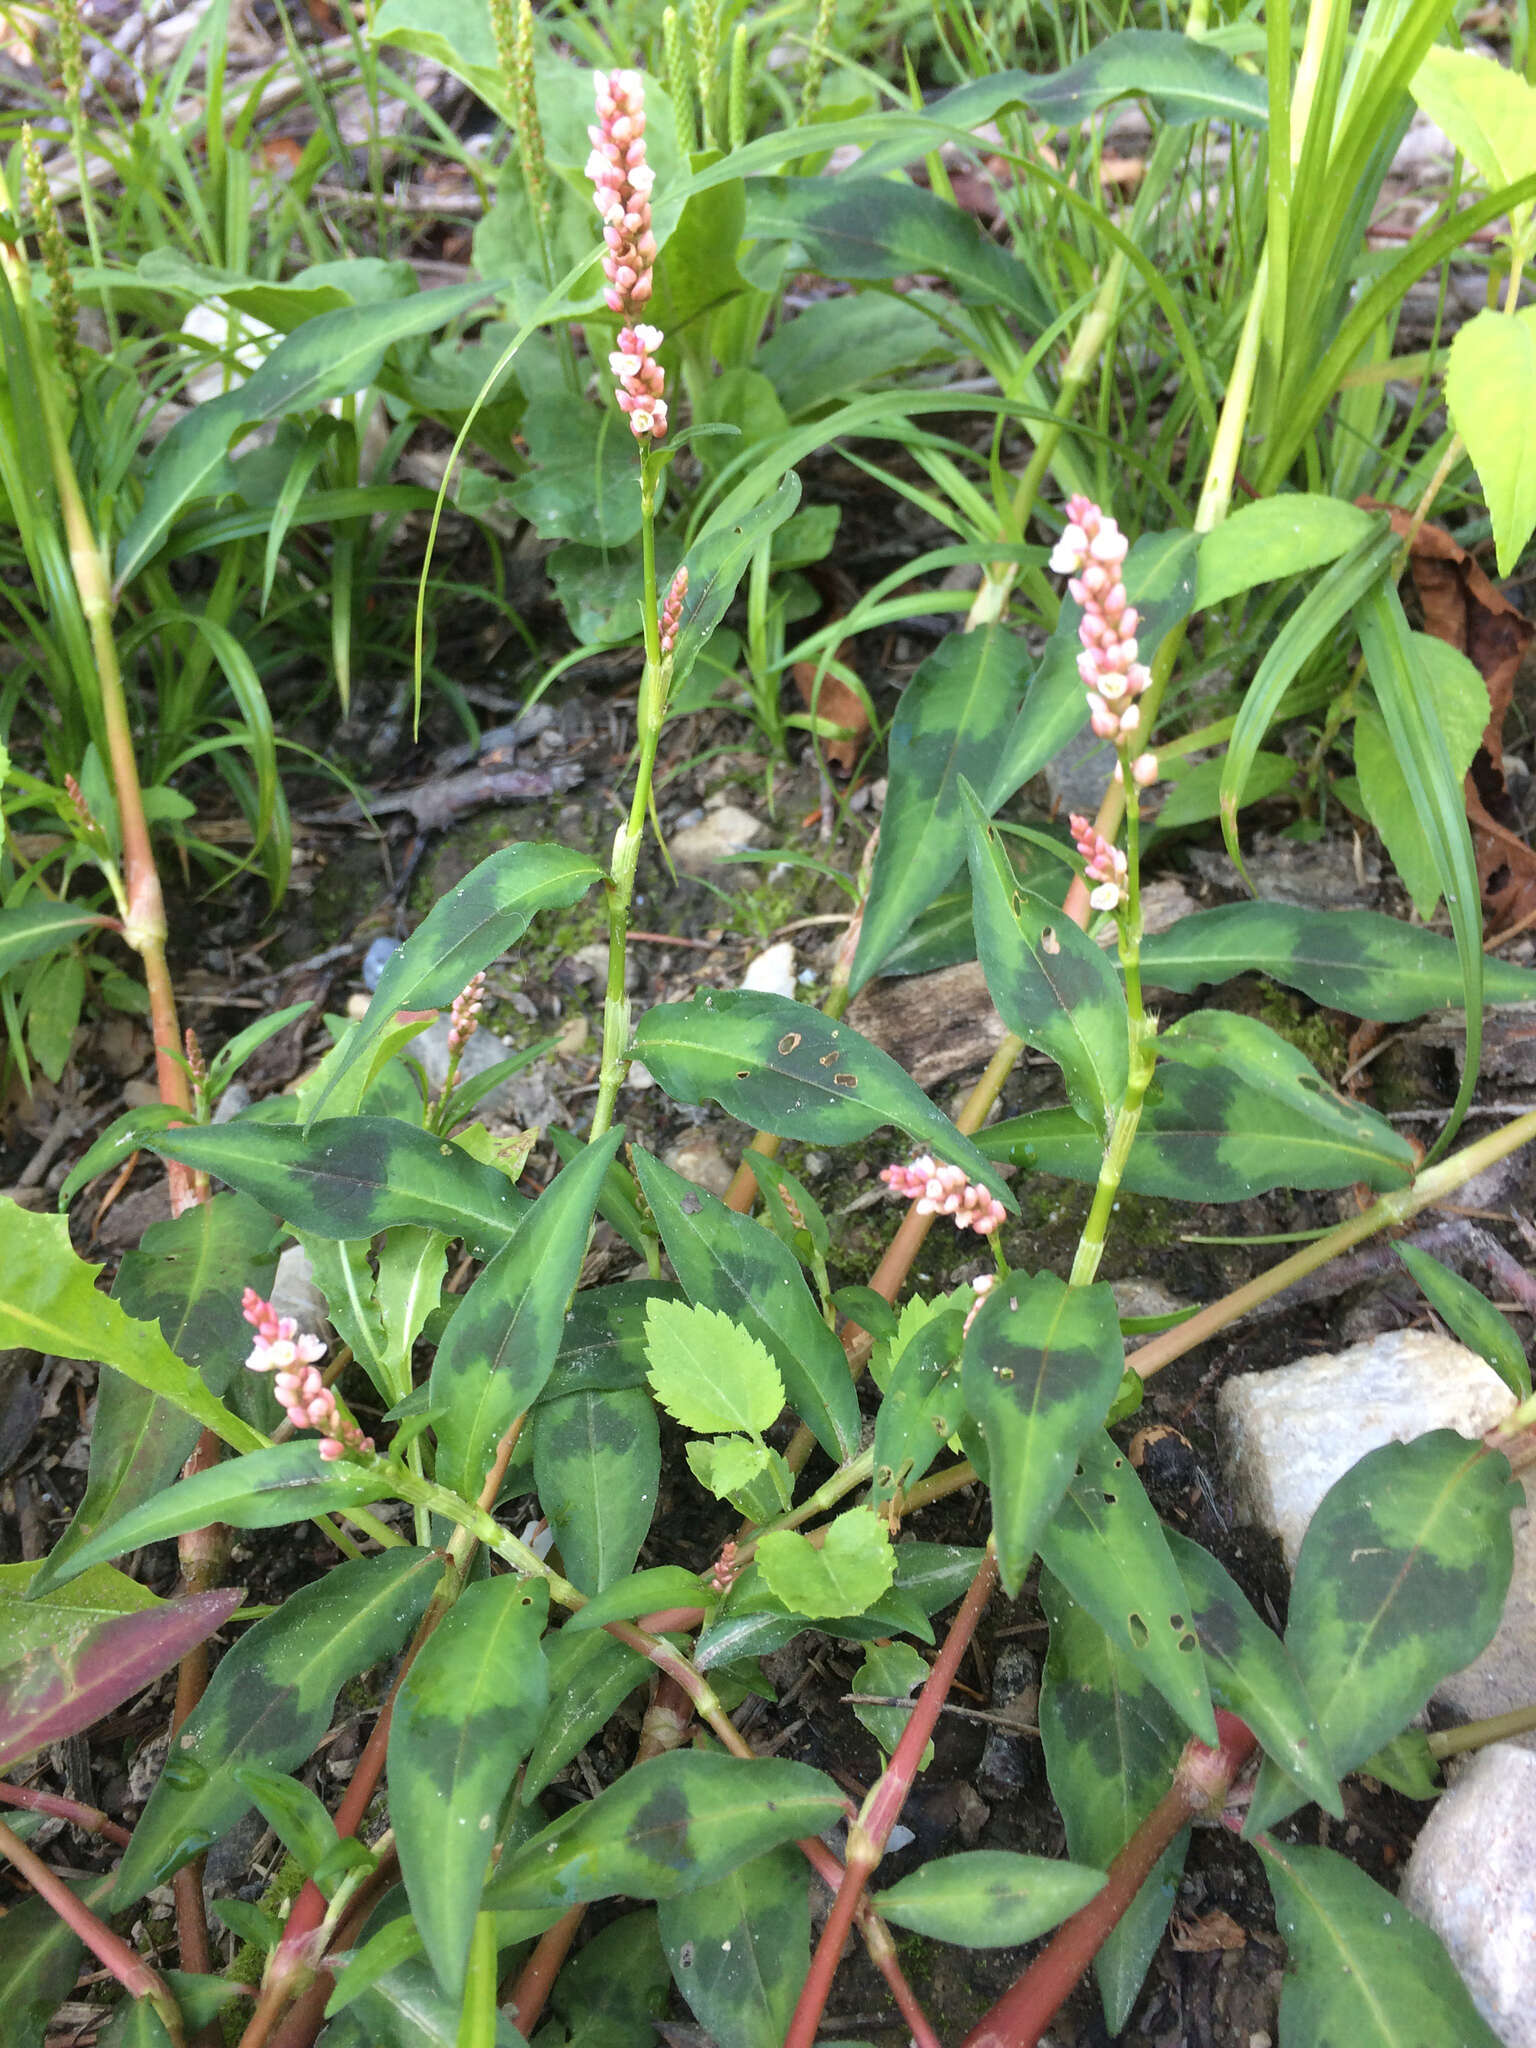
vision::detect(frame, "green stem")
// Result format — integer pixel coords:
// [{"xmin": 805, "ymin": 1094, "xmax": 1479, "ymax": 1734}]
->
[{"xmin": 1070, "ymin": 1026, "xmax": 1156, "ymax": 1290}]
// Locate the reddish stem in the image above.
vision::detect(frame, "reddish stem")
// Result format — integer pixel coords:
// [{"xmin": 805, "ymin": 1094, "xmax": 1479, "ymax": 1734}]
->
[
  {"xmin": 0, "ymin": 1817, "xmax": 184, "ymax": 2043},
  {"xmin": 784, "ymin": 1549, "xmax": 1000, "ymax": 2048},
  {"xmin": 510, "ymin": 1904, "xmax": 586, "ymax": 2035},
  {"xmin": 0, "ymin": 1779, "xmax": 132, "ymax": 1847},
  {"xmin": 961, "ymin": 1710, "xmax": 1258, "ymax": 2048},
  {"xmin": 171, "ymin": 1429, "xmax": 226, "ymax": 2027}
]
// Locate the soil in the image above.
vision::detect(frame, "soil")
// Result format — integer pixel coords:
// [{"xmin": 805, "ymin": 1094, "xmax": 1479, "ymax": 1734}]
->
[{"xmin": 6, "ymin": 508, "xmax": 1536, "ymax": 2048}]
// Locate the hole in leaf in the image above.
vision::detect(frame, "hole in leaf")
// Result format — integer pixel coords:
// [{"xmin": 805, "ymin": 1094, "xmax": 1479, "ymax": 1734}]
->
[
  {"xmin": 778, "ymin": 1032, "xmax": 802, "ymax": 1054},
  {"xmin": 1102, "ymin": 1492, "xmax": 1117, "ymax": 1505},
  {"xmin": 820, "ymin": 1052, "xmax": 840, "ymax": 1067},
  {"xmin": 735, "ymin": 1069, "xmax": 751, "ymax": 1079},
  {"xmin": 1178, "ymin": 1633, "xmax": 1198, "ymax": 1653},
  {"xmin": 834, "ymin": 1073, "xmax": 858, "ymax": 1089},
  {"xmin": 1042, "ymin": 927, "xmax": 1062, "ymax": 955},
  {"xmin": 1169, "ymin": 1614, "xmax": 1184, "ymax": 1630},
  {"xmin": 1127, "ymin": 1612, "xmax": 1150, "ymax": 1648}
]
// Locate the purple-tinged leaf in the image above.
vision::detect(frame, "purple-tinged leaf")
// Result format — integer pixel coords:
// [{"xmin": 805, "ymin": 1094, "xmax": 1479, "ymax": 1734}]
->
[{"xmin": 0, "ymin": 1587, "xmax": 244, "ymax": 1776}]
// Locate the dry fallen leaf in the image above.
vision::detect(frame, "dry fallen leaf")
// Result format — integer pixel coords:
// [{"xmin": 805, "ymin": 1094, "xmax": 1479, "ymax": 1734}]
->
[{"xmin": 1169, "ymin": 1908, "xmax": 1248, "ymax": 1953}]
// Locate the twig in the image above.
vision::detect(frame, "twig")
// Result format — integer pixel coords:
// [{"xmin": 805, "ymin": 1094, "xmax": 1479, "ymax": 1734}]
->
[{"xmin": 0, "ymin": 1780, "xmax": 132, "ymax": 1847}]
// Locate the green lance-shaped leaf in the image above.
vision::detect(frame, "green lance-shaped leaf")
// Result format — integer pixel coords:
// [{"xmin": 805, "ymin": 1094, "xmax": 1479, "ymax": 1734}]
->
[
  {"xmin": 961, "ymin": 1273, "xmax": 1125, "ymax": 1596},
  {"xmin": 541, "ymin": 1279, "xmax": 682, "ymax": 1404},
  {"xmin": 756, "ymin": 1511, "xmax": 896, "ymax": 1621},
  {"xmin": 1193, "ymin": 495, "xmax": 1381, "ymax": 610},
  {"xmin": 0, "ymin": 1204, "xmax": 262, "ymax": 1455},
  {"xmin": 322, "ymin": 1950, "xmax": 526, "ymax": 2048},
  {"xmin": 1246, "ymin": 1432, "xmax": 1520, "ymax": 1836},
  {"xmin": 429, "ymin": 1127, "xmax": 623, "ymax": 1500},
  {"xmin": 962, "ymin": 786, "xmax": 1128, "ymax": 1139},
  {"xmin": 113, "ymin": 1548, "xmax": 438, "ymax": 1903},
  {"xmin": 742, "ymin": 178, "xmax": 1049, "ymax": 326},
  {"xmin": 1355, "ymin": 585, "xmax": 1484, "ymax": 1154},
  {"xmin": 390, "ymin": 1577, "xmax": 550, "ymax": 2001},
  {"xmin": 1396, "ymin": 1243, "xmax": 1532, "ymax": 1400},
  {"xmin": 669, "ymin": 473, "xmax": 803, "ymax": 699},
  {"xmin": 659, "ymin": 1845, "xmax": 808, "ymax": 2048},
  {"xmin": 544, "ymin": 1914, "xmax": 672, "ymax": 2048},
  {"xmin": 0, "ymin": 1588, "xmax": 244, "ymax": 1778},
  {"xmin": 1255, "ymin": 1838, "xmax": 1504, "ymax": 2048},
  {"xmin": 631, "ymin": 1149, "xmax": 859, "ymax": 1459},
  {"xmin": 1162, "ymin": 1530, "xmax": 1340, "ymax": 1818},
  {"xmin": 631, "ymin": 990, "xmax": 1010, "ymax": 1209},
  {"xmin": 151, "ymin": 1117, "xmax": 529, "ymax": 1259},
  {"xmin": 848, "ymin": 624, "xmax": 1030, "ymax": 990},
  {"xmin": 32, "ymin": 1195, "xmax": 280, "ymax": 1596},
  {"xmin": 0, "ymin": 1560, "xmax": 160, "ymax": 1661},
  {"xmin": 875, "ymin": 1849, "xmax": 1107, "ymax": 1948},
  {"xmin": 36, "ymin": 1443, "xmax": 401, "ymax": 1588},
  {"xmin": 1446, "ymin": 310, "xmax": 1536, "ymax": 579},
  {"xmin": 0, "ymin": 900, "xmax": 113, "ymax": 976},
  {"xmin": 1141, "ymin": 900, "xmax": 1536, "ymax": 1018},
  {"xmin": 532, "ymin": 1386, "xmax": 660, "ymax": 1595},
  {"xmin": 644, "ymin": 1297, "xmax": 785, "ymax": 1435},
  {"xmin": 563, "ymin": 1566, "xmax": 711, "ymax": 1635},
  {"xmin": 1038, "ymin": 1568, "xmax": 1189, "ymax": 2036},
  {"xmin": 0, "ymin": 1890, "xmax": 88, "ymax": 2047},
  {"xmin": 486, "ymin": 1751, "xmax": 843, "ymax": 1912},
  {"xmin": 115, "ymin": 281, "xmax": 497, "ymax": 586},
  {"xmin": 521, "ymin": 1627, "xmax": 655, "ymax": 1805},
  {"xmin": 871, "ymin": 1303, "xmax": 967, "ymax": 1506},
  {"xmin": 308, "ymin": 843, "xmax": 602, "ymax": 1122},
  {"xmin": 984, "ymin": 1014, "xmax": 1415, "ymax": 1201},
  {"xmin": 1039, "ymin": 1431, "xmax": 1217, "ymax": 1745}
]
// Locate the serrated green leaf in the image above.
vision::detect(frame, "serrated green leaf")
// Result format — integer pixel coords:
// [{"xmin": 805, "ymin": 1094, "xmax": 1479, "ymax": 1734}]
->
[
  {"xmin": 1247, "ymin": 1433, "xmax": 1520, "ymax": 1835},
  {"xmin": 533, "ymin": 1386, "xmax": 659, "ymax": 1595},
  {"xmin": 429, "ymin": 1128, "xmax": 623, "ymax": 1499},
  {"xmin": 659, "ymin": 1847, "xmax": 807, "ymax": 2048},
  {"xmin": 1411, "ymin": 44, "xmax": 1536, "ymax": 238},
  {"xmin": 1141, "ymin": 902, "xmax": 1536, "ymax": 1017},
  {"xmin": 962, "ymin": 786, "xmax": 1128, "ymax": 1138},
  {"xmin": 644, "ymin": 1297, "xmax": 785, "ymax": 1435},
  {"xmin": 756, "ymin": 1512, "xmax": 895, "ymax": 1620},
  {"xmin": 390, "ymin": 1576, "xmax": 549, "ymax": 2000},
  {"xmin": 962, "ymin": 1273, "xmax": 1124, "ymax": 1595},
  {"xmin": 113, "ymin": 1549, "xmax": 438, "ymax": 1903},
  {"xmin": 632, "ymin": 991, "xmax": 1010, "ymax": 1208},
  {"xmin": 875, "ymin": 1849, "xmax": 1105, "ymax": 1947},
  {"xmin": 632, "ymin": 1149, "xmax": 859, "ymax": 1459},
  {"xmin": 150, "ymin": 1118, "xmax": 528, "ymax": 1259},
  {"xmin": 850, "ymin": 1641, "xmax": 932, "ymax": 1765},
  {"xmin": 1038, "ymin": 1568, "xmax": 1188, "ymax": 2033},
  {"xmin": 487, "ymin": 1752, "xmax": 842, "ymax": 1911},
  {"xmin": 1396, "ymin": 1243, "xmax": 1531, "ymax": 1399},
  {"xmin": 1039, "ymin": 1432, "xmax": 1216, "ymax": 1744},
  {"xmin": 1256, "ymin": 1838, "xmax": 1502, "ymax": 2048}
]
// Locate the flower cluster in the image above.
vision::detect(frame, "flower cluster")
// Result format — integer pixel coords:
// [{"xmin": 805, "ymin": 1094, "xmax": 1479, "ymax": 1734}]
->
[
  {"xmin": 1070, "ymin": 812, "xmax": 1129, "ymax": 914},
  {"xmin": 588, "ymin": 70, "xmax": 656, "ymax": 316},
  {"xmin": 1049, "ymin": 496, "xmax": 1156, "ymax": 785},
  {"xmin": 588, "ymin": 70, "xmax": 670, "ymax": 441},
  {"xmin": 658, "ymin": 565, "xmax": 688, "ymax": 655},
  {"xmin": 610, "ymin": 323, "xmax": 668, "ymax": 440},
  {"xmin": 447, "ymin": 970, "xmax": 486, "ymax": 1062},
  {"xmin": 963, "ymin": 1271, "xmax": 996, "ymax": 1336},
  {"xmin": 241, "ymin": 1287, "xmax": 372, "ymax": 1461},
  {"xmin": 880, "ymin": 1156, "xmax": 1006, "ymax": 1236}
]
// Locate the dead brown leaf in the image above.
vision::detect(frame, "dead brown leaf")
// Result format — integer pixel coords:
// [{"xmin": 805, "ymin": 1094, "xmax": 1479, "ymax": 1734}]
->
[
  {"xmin": 1169, "ymin": 1908, "xmax": 1248, "ymax": 1953},
  {"xmin": 793, "ymin": 632, "xmax": 870, "ymax": 777}
]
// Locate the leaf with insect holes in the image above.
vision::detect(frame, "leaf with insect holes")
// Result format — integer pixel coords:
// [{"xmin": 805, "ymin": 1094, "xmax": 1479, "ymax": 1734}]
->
[
  {"xmin": 644, "ymin": 1298, "xmax": 784, "ymax": 1436},
  {"xmin": 756, "ymin": 1512, "xmax": 895, "ymax": 1621},
  {"xmin": 631, "ymin": 990, "xmax": 1010, "ymax": 1207}
]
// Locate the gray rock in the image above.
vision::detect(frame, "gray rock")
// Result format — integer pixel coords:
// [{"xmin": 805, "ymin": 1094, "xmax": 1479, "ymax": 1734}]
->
[
  {"xmin": 1399, "ymin": 1741, "xmax": 1536, "ymax": 2047},
  {"xmin": 268, "ymin": 1244, "xmax": 330, "ymax": 1339},
  {"xmin": 669, "ymin": 804, "xmax": 766, "ymax": 874},
  {"xmin": 1216, "ymin": 1331, "xmax": 1516, "ymax": 1571},
  {"xmin": 407, "ymin": 1015, "xmax": 526, "ymax": 1122}
]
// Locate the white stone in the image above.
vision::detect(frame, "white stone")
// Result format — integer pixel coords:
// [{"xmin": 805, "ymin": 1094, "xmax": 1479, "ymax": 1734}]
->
[
  {"xmin": 669, "ymin": 804, "xmax": 765, "ymax": 873},
  {"xmin": 740, "ymin": 941, "xmax": 797, "ymax": 1001},
  {"xmin": 1434, "ymin": 1507, "xmax": 1536, "ymax": 1747},
  {"xmin": 269, "ymin": 1244, "xmax": 331, "ymax": 1340},
  {"xmin": 1216, "ymin": 1331, "xmax": 1516, "ymax": 1571},
  {"xmin": 1399, "ymin": 1741, "xmax": 1536, "ymax": 2047}
]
